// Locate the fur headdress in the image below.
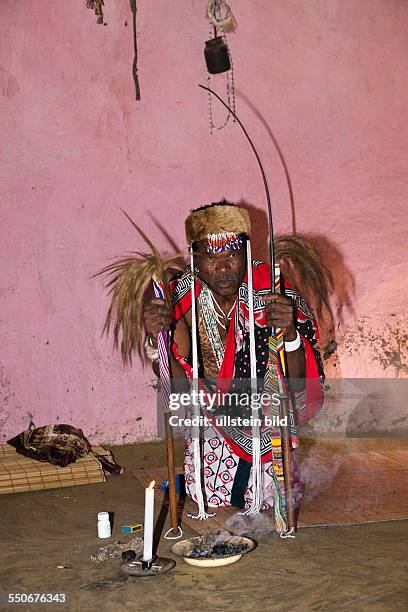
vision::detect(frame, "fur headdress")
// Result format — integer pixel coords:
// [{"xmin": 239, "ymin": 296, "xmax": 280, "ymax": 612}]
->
[{"xmin": 185, "ymin": 203, "xmax": 251, "ymax": 244}]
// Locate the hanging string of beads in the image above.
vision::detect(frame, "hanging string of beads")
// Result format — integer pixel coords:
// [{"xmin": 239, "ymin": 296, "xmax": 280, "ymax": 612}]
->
[
  {"xmin": 206, "ymin": 291, "xmax": 237, "ymax": 331},
  {"xmin": 206, "ymin": 1, "xmax": 236, "ymax": 133}
]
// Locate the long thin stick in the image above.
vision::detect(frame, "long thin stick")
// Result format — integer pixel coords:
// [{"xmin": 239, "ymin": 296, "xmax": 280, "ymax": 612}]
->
[
  {"xmin": 279, "ymin": 386, "xmax": 295, "ymax": 530},
  {"xmin": 198, "ymin": 84, "xmax": 295, "ymax": 533},
  {"xmin": 130, "ymin": 0, "xmax": 141, "ymax": 101},
  {"xmin": 198, "ymin": 84, "xmax": 276, "ymax": 289},
  {"xmin": 153, "ymin": 281, "xmax": 179, "ymax": 535},
  {"xmin": 164, "ymin": 412, "xmax": 179, "ymax": 532}
]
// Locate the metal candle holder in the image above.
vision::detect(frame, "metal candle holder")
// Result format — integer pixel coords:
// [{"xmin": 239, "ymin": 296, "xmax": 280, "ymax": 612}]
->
[{"xmin": 121, "ymin": 555, "xmax": 176, "ymax": 577}]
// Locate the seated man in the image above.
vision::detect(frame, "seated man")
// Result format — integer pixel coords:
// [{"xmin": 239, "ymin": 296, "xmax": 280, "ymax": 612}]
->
[{"xmin": 143, "ymin": 201, "xmax": 325, "ymax": 533}]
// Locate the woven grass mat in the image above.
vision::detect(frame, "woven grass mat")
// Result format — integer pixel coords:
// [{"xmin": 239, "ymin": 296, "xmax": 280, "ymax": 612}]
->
[{"xmin": 0, "ymin": 443, "xmax": 110, "ymax": 494}]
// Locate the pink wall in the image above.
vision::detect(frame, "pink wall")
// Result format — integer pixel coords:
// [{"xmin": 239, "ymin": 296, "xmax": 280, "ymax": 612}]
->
[{"xmin": 1, "ymin": 1, "xmax": 407, "ymax": 444}]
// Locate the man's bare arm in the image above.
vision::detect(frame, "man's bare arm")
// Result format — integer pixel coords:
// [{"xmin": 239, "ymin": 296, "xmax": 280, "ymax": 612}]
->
[
  {"xmin": 152, "ymin": 314, "xmax": 191, "ymax": 379},
  {"xmin": 144, "ymin": 298, "xmax": 191, "ymax": 380}
]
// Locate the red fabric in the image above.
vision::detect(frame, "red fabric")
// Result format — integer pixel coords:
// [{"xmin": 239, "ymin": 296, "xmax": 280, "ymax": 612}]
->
[{"xmin": 170, "ymin": 263, "xmax": 324, "ymax": 443}]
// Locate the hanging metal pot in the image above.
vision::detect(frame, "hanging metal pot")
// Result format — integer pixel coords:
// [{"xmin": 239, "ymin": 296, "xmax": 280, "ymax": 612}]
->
[{"xmin": 204, "ymin": 36, "xmax": 231, "ymax": 74}]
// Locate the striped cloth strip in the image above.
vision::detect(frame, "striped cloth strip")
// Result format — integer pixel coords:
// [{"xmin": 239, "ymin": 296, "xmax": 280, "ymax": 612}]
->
[
  {"xmin": 153, "ymin": 280, "xmax": 171, "ymax": 411},
  {"xmin": 267, "ymin": 266, "xmax": 289, "ymax": 532}
]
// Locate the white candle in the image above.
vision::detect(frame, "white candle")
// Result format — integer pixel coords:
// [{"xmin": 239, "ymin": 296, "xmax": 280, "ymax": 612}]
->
[{"xmin": 142, "ymin": 480, "xmax": 155, "ymax": 562}]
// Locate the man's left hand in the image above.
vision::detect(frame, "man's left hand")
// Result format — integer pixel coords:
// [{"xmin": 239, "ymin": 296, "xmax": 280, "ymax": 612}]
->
[{"xmin": 263, "ymin": 293, "xmax": 297, "ymax": 340}]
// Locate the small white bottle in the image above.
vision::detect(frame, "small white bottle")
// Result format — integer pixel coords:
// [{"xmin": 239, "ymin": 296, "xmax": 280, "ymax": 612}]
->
[{"xmin": 97, "ymin": 512, "xmax": 111, "ymax": 538}]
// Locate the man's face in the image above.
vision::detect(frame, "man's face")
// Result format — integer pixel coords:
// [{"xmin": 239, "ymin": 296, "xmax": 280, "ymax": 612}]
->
[{"xmin": 194, "ymin": 240, "xmax": 247, "ymax": 297}]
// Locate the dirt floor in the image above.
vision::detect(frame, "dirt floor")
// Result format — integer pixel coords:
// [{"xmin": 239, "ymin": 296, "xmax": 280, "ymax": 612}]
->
[{"xmin": 1, "ymin": 441, "xmax": 407, "ymax": 612}]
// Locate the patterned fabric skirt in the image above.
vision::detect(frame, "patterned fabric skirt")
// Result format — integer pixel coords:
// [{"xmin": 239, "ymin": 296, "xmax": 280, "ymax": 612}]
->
[{"xmin": 184, "ymin": 421, "xmax": 300, "ymax": 513}]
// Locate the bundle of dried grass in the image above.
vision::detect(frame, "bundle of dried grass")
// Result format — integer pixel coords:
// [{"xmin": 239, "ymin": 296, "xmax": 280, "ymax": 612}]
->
[
  {"xmin": 275, "ymin": 235, "xmax": 333, "ymax": 320},
  {"xmin": 94, "ymin": 211, "xmax": 184, "ymax": 364}
]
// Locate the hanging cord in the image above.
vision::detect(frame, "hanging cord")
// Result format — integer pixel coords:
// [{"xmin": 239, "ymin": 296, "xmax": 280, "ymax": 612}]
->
[
  {"xmin": 206, "ymin": 1, "xmax": 236, "ymax": 132},
  {"xmin": 130, "ymin": 0, "xmax": 141, "ymax": 101},
  {"xmin": 188, "ymin": 250, "xmax": 214, "ymax": 520},
  {"xmin": 207, "ymin": 41, "xmax": 236, "ymax": 132},
  {"xmin": 241, "ymin": 240, "xmax": 263, "ymax": 515}
]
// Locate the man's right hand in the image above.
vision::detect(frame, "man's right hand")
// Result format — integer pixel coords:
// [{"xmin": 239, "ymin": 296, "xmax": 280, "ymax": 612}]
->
[{"xmin": 143, "ymin": 298, "xmax": 173, "ymax": 345}]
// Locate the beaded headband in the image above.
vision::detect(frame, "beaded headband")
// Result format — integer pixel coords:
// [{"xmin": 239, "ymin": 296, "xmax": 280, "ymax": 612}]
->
[{"xmin": 205, "ymin": 232, "xmax": 243, "ymax": 253}]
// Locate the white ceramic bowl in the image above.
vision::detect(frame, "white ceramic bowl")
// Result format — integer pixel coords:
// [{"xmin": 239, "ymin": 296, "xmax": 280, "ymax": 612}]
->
[{"xmin": 171, "ymin": 534, "xmax": 256, "ymax": 568}]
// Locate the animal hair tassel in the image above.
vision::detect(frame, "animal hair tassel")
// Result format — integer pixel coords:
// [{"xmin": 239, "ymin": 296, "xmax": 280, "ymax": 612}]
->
[{"xmin": 93, "ymin": 210, "xmax": 183, "ymax": 363}]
